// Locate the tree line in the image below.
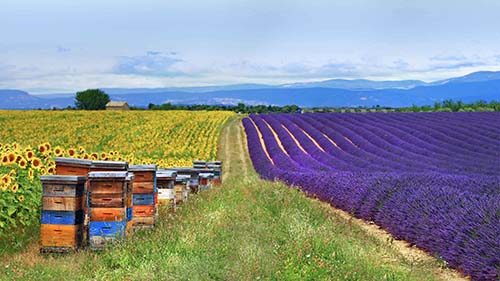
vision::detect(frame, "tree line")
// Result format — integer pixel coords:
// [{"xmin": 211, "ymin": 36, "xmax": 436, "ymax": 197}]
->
[
  {"xmin": 146, "ymin": 103, "xmax": 301, "ymax": 113},
  {"xmin": 71, "ymin": 89, "xmax": 499, "ymax": 113}
]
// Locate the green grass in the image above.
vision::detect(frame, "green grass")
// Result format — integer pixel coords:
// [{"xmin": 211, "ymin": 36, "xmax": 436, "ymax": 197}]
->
[{"xmin": 0, "ymin": 118, "xmax": 451, "ymax": 280}]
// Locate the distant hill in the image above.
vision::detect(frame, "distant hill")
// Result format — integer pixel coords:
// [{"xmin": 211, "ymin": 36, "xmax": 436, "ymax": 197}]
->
[
  {"xmin": 281, "ymin": 79, "xmax": 426, "ymax": 90},
  {"xmin": 1, "ymin": 71, "xmax": 499, "ymax": 109}
]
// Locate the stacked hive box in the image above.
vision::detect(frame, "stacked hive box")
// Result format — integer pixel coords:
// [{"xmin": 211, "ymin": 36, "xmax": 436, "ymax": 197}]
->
[
  {"xmin": 192, "ymin": 160, "xmax": 207, "ymax": 169},
  {"xmin": 174, "ymin": 174, "xmax": 190, "ymax": 205},
  {"xmin": 157, "ymin": 170, "xmax": 177, "ymax": 214},
  {"xmin": 207, "ymin": 161, "xmax": 222, "ymax": 185},
  {"xmin": 40, "ymin": 175, "xmax": 86, "ymax": 253},
  {"xmin": 198, "ymin": 172, "xmax": 214, "ymax": 192},
  {"xmin": 87, "ymin": 171, "xmax": 132, "ymax": 249},
  {"xmin": 54, "ymin": 157, "xmax": 92, "ymax": 220},
  {"xmin": 171, "ymin": 167, "xmax": 202, "ymax": 193},
  {"xmin": 129, "ymin": 164, "xmax": 157, "ymax": 229}
]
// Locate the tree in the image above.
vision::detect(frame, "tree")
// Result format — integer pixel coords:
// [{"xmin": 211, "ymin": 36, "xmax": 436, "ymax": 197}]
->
[{"xmin": 75, "ymin": 89, "xmax": 110, "ymax": 110}]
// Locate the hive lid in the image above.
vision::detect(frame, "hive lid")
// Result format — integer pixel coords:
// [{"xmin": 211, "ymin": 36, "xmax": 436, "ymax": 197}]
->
[
  {"xmin": 40, "ymin": 175, "xmax": 87, "ymax": 182},
  {"xmin": 199, "ymin": 173, "xmax": 214, "ymax": 178},
  {"xmin": 129, "ymin": 164, "xmax": 157, "ymax": 171},
  {"xmin": 192, "ymin": 160, "xmax": 207, "ymax": 164},
  {"xmin": 91, "ymin": 160, "xmax": 128, "ymax": 170},
  {"xmin": 157, "ymin": 170, "xmax": 177, "ymax": 178},
  {"xmin": 88, "ymin": 171, "xmax": 128, "ymax": 178},
  {"xmin": 55, "ymin": 157, "xmax": 92, "ymax": 167},
  {"xmin": 175, "ymin": 174, "xmax": 191, "ymax": 182}
]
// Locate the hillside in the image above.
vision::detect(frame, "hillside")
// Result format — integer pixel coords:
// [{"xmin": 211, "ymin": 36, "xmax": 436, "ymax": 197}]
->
[{"xmin": 1, "ymin": 71, "xmax": 499, "ymax": 109}]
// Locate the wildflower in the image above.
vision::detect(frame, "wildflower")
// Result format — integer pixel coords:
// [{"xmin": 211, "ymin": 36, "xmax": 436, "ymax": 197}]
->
[
  {"xmin": 28, "ymin": 169, "xmax": 34, "ymax": 181},
  {"xmin": 38, "ymin": 144, "xmax": 46, "ymax": 154},
  {"xmin": 25, "ymin": 150, "xmax": 35, "ymax": 160},
  {"xmin": 18, "ymin": 159, "xmax": 27, "ymax": 169},
  {"xmin": 32, "ymin": 158, "xmax": 42, "ymax": 169},
  {"xmin": 1, "ymin": 175, "xmax": 12, "ymax": 185},
  {"xmin": 54, "ymin": 146, "xmax": 64, "ymax": 156},
  {"xmin": 7, "ymin": 152, "xmax": 16, "ymax": 163}
]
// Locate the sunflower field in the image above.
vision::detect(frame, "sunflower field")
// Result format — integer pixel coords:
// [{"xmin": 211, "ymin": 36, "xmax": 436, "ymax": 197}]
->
[{"xmin": 0, "ymin": 110, "xmax": 234, "ymax": 238}]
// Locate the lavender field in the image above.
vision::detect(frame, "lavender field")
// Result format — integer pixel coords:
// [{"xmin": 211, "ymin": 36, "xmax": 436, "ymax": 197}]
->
[{"xmin": 243, "ymin": 112, "xmax": 500, "ymax": 280}]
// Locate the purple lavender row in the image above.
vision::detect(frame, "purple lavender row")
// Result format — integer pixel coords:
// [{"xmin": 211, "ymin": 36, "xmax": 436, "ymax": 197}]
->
[
  {"xmin": 310, "ymin": 113, "xmax": 498, "ymax": 175},
  {"xmin": 362, "ymin": 113, "xmax": 500, "ymax": 164},
  {"xmin": 329, "ymin": 113, "xmax": 498, "ymax": 174},
  {"xmin": 379, "ymin": 113, "xmax": 500, "ymax": 153},
  {"xmin": 276, "ymin": 114, "xmax": 413, "ymax": 172}
]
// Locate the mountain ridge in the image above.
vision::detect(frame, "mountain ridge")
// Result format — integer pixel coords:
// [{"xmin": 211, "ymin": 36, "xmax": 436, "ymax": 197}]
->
[{"xmin": 1, "ymin": 71, "xmax": 499, "ymax": 109}]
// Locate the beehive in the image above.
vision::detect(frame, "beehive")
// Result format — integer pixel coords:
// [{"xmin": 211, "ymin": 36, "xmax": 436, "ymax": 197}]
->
[
  {"xmin": 54, "ymin": 157, "xmax": 92, "ymax": 226},
  {"xmin": 198, "ymin": 172, "xmax": 214, "ymax": 192},
  {"xmin": 174, "ymin": 174, "xmax": 190, "ymax": 205},
  {"xmin": 207, "ymin": 161, "xmax": 222, "ymax": 185},
  {"xmin": 157, "ymin": 170, "xmax": 176, "ymax": 214},
  {"xmin": 129, "ymin": 164, "xmax": 157, "ymax": 229},
  {"xmin": 40, "ymin": 175, "xmax": 86, "ymax": 253},
  {"xmin": 87, "ymin": 171, "xmax": 132, "ymax": 249},
  {"xmin": 192, "ymin": 160, "xmax": 207, "ymax": 169}
]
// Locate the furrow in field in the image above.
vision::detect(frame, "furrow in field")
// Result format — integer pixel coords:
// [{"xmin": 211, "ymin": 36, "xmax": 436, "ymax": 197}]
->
[{"xmin": 247, "ymin": 117, "xmax": 275, "ymax": 165}]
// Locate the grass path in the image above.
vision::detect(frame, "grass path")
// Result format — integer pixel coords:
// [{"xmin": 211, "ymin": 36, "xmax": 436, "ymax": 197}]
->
[{"xmin": 0, "ymin": 117, "xmax": 465, "ymax": 280}]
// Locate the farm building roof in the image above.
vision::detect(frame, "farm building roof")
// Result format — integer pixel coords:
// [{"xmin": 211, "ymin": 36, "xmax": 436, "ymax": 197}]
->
[{"xmin": 106, "ymin": 101, "xmax": 129, "ymax": 107}]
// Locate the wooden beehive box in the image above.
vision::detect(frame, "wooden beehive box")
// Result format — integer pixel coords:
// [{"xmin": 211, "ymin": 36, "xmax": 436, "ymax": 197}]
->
[
  {"xmin": 55, "ymin": 157, "xmax": 92, "ymax": 176},
  {"xmin": 40, "ymin": 175, "xmax": 87, "ymax": 253},
  {"xmin": 157, "ymin": 170, "xmax": 177, "ymax": 214},
  {"xmin": 129, "ymin": 165, "xmax": 157, "ymax": 229},
  {"xmin": 198, "ymin": 172, "xmax": 214, "ymax": 192},
  {"xmin": 174, "ymin": 174, "xmax": 190, "ymax": 205},
  {"xmin": 87, "ymin": 171, "xmax": 131, "ymax": 249},
  {"xmin": 207, "ymin": 161, "xmax": 222, "ymax": 185},
  {"xmin": 192, "ymin": 160, "xmax": 207, "ymax": 169},
  {"xmin": 90, "ymin": 160, "xmax": 128, "ymax": 172}
]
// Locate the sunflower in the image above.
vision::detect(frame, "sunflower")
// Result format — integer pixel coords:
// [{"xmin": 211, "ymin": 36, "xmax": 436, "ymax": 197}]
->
[
  {"xmin": 54, "ymin": 146, "xmax": 64, "ymax": 156},
  {"xmin": 47, "ymin": 167, "xmax": 55, "ymax": 174},
  {"xmin": 40, "ymin": 167, "xmax": 47, "ymax": 175},
  {"xmin": 1, "ymin": 175, "xmax": 12, "ymax": 185},
  {"xmin": 1, "ymin": 155, "xmax": 8, "ymax": 164},
  {"xmin": 28, "ymin": 169, "xmax": 34, "ymax": 181},
  {"xmin": 25, "ymin": 150, "xmax": 35, "ymax": 160},
  {"xmin": 100, "ymin": 152, "xmax": 107, "ymax": 160},
  {"xmin": 32, "ymin": 157, "xmax": 42, "ymax": 169},
  {"xmin": 83, "ymin": 154, "xmax": 90, "ymax": 160},
  {"xmin": 7, "ymin": 152, "xmax": 16, "ymax": 163},
  {"xmin": 0, "ymin": 184, "xmax": 7, "ymax": 192},
  {"xmin": 67, "ymin": 148, "xmax": 76, "ymax": 157},
  {"xmin": 18, "ymin": 159, "xmax": 27, "ymax": 169},
  {"xmin": 78, "ymin": 147, "xmax": 86, "ymax": 154},
  {"xmin": 38, "ymin": 144, "xmax": 46, "ymax": 154},
  {"xmin": 44, "ymin": 142, "xmax": 51, "ymax": 152},
  {"xmin": 8, "ymin": 169, "xmax": 16, "ymax": 176},
  {"xmin": 10, "ymin": 183, "xmax": 18, "ymax": 193},
  {"xmin": 18, "ymin": 195, "xmax": 25, "ymax": 202},
  {"xmin": 91, "ymin": 153, "xmax": 98, "ymax": 160}
]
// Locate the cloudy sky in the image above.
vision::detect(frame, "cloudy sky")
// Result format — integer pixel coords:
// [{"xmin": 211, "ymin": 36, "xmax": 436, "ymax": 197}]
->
[{"xmin": 1, "ymin": 0, "xmax": 500, "ymax": 94}]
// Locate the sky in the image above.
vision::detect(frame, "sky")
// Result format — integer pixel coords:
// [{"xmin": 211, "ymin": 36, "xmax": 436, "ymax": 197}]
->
[{"xmin": 1, "ymin": 0, "xmax": 500, "ymax": 94}]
